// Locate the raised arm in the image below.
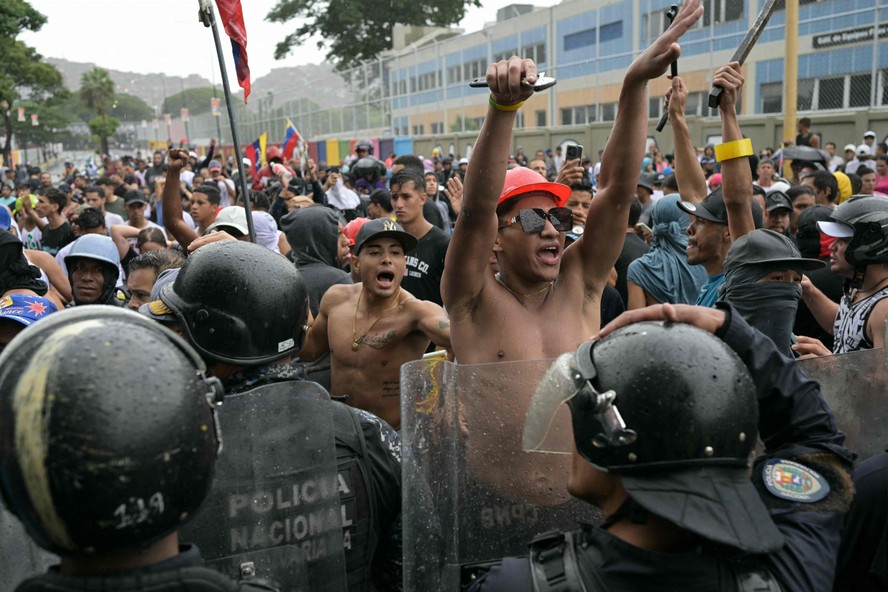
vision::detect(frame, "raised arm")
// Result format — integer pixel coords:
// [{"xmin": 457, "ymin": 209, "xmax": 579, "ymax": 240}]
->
[
  {"xmin": 441, "ymin": 57, "xmax": 537, "ymax": 315},
  {"xmin": 668, "ymin": 76, "xmax": 708, "ymax": 203},
  {"xmin": 162, "ymin": 149, "xmax": 200, "ymax": 250},
  {"xmin": 415, "ymin": 300, "xmax": 452, "ymax": 351},
  {"xmin": 570, "ymin": 0, "xmax": 704, "ymax": 282},
  {"xmin": 297, "ymin": 288, "xmax": 335, "ymax": 362},
  {"xmin": 714, "ymin": 63, "xmax": 754, "ymax": 240},
  {"xmin": 110, "ymin": 223, "xmax": 140, "ymax": 260}
]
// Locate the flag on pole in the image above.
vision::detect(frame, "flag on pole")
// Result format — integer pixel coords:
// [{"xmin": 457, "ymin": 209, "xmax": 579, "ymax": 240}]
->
[
  {"xmin": 214, "ymin": 0, "xmax": 251, "ymax": 103},
  {"xmin": 245, "ymin": 138, "xmax": 261, "ymax": 175},
  {"xmin": 282, "ymin": 118, "xmax": 301, "ymax": 160}
]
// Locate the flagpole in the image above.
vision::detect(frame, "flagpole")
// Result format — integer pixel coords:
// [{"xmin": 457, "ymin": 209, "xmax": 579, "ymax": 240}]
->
[{"xmin": 198, "ymin": 0, "xmax": 255, "ymax": 243}]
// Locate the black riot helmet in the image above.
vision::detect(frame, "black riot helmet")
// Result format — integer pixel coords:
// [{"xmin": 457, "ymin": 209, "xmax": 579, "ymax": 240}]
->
[
  {"xmin": 0, "ymin": 307, "xmax": 222, "ymax": 556},
  {"xmin": 355, "ymin": 139, "xmax": 373, "ymax": 156},
  {"xmin": 160, "ymin": 240, "xmax": 310, "ymax": 366},
  {"xmin": 524, "ymin": 321, "xmax": 783, "ymax": 553},
  {"xmin": 352, "ymin": 156, "xmax": 386, "ymax": 181},
  {"xmin": 821, "ymin": 195, "xmax": 888, "ymax": 266}
]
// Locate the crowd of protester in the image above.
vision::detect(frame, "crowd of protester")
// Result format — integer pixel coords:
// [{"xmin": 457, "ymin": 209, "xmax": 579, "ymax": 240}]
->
[{"xmin": 0, "ymin": 3, "xmax": 886, "ymax": 588}]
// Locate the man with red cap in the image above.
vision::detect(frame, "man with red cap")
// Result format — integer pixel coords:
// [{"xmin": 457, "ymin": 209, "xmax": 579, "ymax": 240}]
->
[{"xmin": 442, "ymin": 1, "xmax": 704, "ymax": 364}]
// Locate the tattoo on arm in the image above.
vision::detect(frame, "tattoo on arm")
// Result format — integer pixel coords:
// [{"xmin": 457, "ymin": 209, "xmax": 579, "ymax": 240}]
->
[{"xmin": 438, "ymin": 318, "xmax": 450, "ymax": 329}]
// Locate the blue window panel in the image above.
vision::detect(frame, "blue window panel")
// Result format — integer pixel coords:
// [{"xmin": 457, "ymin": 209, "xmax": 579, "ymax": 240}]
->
[
  {"xmin": 417, "ymin": 60, "xmax": 437, "ymax": 75},
  {"xmin": 599, "ymin": 20, "xmax": 623, "ymax": 43},
  {"xmin": 462, "ymin": 44, "xmax": 486, "ymax": 60},
  {"xmin": 558, "ymin": 63, "xmax": 590, "ymax": 80},
  {"xmin": 523, "ymin": 26, "xmax": 547, "ymax": 44},
  {"xmin": 411, "ymin": 90, "xmax": 440, "ymax": 107},
  {"xmin": 564, "ymin": 27, "xmax": 597, "ymax": 51},
  {"xmin": 493, "ymin": 34, "xmax": 519, "ymax": 54},
  {"xmin": 446, "ymin": 52, "xmax": 462, "ymax": 68}
]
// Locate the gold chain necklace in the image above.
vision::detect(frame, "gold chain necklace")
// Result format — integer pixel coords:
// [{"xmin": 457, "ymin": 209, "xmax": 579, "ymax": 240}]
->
[
  {"xmin": 494, "ymin": 273, "xmax": 553, "ymax": 299},
  {"xmin": 352, "ymin": 288, "xmax": 401, "ymax": 351}
]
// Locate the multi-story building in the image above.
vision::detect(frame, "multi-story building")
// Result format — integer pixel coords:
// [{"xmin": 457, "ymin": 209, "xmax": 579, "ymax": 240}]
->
[{"xmin": 384, "ymin": 0, "xmax": 888, "ymax": 155}]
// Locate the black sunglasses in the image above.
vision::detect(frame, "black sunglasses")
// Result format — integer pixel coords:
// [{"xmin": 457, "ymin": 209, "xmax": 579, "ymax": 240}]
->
[{"xmin": 499, "ymin": 207, "xmax": 573, "ymax": 234}]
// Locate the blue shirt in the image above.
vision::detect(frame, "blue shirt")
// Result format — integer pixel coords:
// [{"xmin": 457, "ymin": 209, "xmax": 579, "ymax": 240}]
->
[{"xmin": 695, "ymin": 273, "xmax": 725, "ymax": 308}]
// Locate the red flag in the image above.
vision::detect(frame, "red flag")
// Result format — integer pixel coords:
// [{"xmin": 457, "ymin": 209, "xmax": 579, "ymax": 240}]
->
[
  {"xmin": 282, "ymin": 118, "xmax": 301, "ymax": 160},
  {"xmin": 215, "ymin": 0, "xmax": 251, "ymax": 103}
]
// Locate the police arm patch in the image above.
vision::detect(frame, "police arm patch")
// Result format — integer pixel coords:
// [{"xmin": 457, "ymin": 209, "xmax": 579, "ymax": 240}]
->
[{"xmin": 762, "ymin": 458, "xmax": 830, "ymax": 503}]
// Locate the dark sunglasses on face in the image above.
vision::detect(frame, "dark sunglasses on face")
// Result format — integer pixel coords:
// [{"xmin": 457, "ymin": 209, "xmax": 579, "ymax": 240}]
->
[{"xmin": 498, "ymin": 207, "xmax": 573, "ymax": 234}]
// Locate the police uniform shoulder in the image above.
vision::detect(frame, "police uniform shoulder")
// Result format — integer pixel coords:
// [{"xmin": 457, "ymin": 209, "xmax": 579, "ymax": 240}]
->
[
  {"xmin": 467, "ymin": 556, "xmax": 533, "ymax": 592},
  {"xmin": 348, "ymin": 406, "xmax": 402, "ymax": 463}
]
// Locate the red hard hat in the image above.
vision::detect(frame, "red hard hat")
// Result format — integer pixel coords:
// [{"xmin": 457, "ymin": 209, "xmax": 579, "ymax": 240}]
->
[{"xmin": 497, "ymin": 167, "xmax": 571, "ymax": 209}]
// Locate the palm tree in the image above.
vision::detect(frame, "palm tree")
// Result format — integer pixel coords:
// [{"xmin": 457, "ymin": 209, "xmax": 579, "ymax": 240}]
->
[{"xmin": 80, "ymin": 68, "xmax": 116, "ymax": 154}]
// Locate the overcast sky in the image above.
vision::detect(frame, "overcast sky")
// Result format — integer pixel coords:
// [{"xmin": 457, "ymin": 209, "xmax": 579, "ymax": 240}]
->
[{"xmin": 21, "ymin": 0, "xmax": 558, "ymax": 83}]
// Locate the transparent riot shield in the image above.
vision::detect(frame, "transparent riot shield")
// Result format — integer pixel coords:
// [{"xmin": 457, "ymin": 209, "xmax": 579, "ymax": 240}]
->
[
  {"xmin": 0, "ymin": 505, "xmax": 57, "ymax": 587},
  {"xmin": 401, "ymin": 359, "xmax": 600, "ymax": 591},
  {"xmin": 800, "ymin": 348, "xmax": 888, "ymax": 462},
  {"xmin": 181, "ymin": 382, "xmax": 346, "ymax": 592}
]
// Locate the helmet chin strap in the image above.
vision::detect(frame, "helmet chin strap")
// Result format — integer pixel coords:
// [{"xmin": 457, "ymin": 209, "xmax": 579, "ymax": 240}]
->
[{"xmin": 848, "ymin": 265, "xmax": 867, "ymax": 290}]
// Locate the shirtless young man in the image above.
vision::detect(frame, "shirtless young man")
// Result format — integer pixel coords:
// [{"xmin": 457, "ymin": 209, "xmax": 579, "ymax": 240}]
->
[
  {"xmin": 443, "ymin": 0, "xmax": 704, "ymax": 364},
  {"xmin": 299, "ymin": 218, "xmax": 451, "ymax": 429}
]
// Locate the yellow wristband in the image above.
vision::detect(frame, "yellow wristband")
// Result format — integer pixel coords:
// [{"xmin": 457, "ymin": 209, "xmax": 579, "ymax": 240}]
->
[
  {"xmin": 489, "ymin": 95, "xmax": 524, "ymax": 112},
  {"xmin": 715, "ymin": 138, "xmax": 754, "ymax": 162}
]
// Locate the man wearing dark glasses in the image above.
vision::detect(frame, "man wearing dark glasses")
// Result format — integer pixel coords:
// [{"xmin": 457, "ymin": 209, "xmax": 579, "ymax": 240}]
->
[{"xmin": 442, "ymin": 0, "xmax": 705, "ymax": 366}]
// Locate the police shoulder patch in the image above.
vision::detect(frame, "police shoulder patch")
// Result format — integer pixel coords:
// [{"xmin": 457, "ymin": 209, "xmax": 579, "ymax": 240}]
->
[{"xmin": 762, "ymin": 458, "xmax": 830, "ymax": 503}]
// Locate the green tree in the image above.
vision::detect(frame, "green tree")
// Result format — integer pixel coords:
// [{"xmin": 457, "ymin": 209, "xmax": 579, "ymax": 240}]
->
[
  {"xmin": 80, "ymin": 68, "xmax": 116, "ymax": 154},
  {"xmin": 161, "ymin": 87, "xmax": 218, "ymax": 118},
  {"xmin": 266, "ymin": 0, "xmax": 481, "ymax": 70},
  {"xmin": 14, "ymin": 95, "xmax": 85, "ymax": 160},
  {"xmin": 87, "ymin": 115, "xmax": 119, "ymax": 151},
  {"xmin": 109, "ymin": 92, "xmax": 154, "ymax": 122},
  {"xmin": 0, "ymin": 0, "xmax": 66, "ymax": 166}
]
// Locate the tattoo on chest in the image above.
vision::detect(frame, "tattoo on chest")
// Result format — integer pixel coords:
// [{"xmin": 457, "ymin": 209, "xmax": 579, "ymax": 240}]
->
[
  {"xmin": 361, "ymin": 330, "xmax": 398, "ymax": 350},
  {"xmin": 382, "ymin": 381, "xmax": 400, "ymax": 397}
]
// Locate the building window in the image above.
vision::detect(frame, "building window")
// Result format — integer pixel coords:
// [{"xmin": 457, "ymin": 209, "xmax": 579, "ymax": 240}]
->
[
  {"xmin": 536, "ymin": 109, "xmax": 547, "ymax": 127},
  {"xmin": 818, "ymin": 77, "xmax": 845, "ymax": 110},
  {"xmin": 601, "ymin": 102, "xmax": 617, "ymax": 121},
  {"xmin": 798, "ymin": 79, "xmax": 815, "ymax": 111},
  {"xmin": 761, "ymin": 82, "xmax": 783, "ymax": 113},
  {"xmin": 521, "ymin": 42, "xmax": 547, "ymax": 64},
  {"xmin": 649, "ymin": 97, "xmax": 662, "ymax": 118},
  {"xmin": 431, "ymin": 122, "xmax": 444, "ymax": 134},
  {"xmin": 564, "ymin": 28, "xmax": 596, "ymax": 51},
  {"xmin": 412, "ymin": 124, "xmax": 425, "ymax": 135},
  {"xmin": 850, "ymin": 74, "xmax": 872, "ymax": 108},
  {"xmin": 599, "ymin": 21, "xmax": 623, "ymax": 43},
  {"xmin": 561, "ymin": 108, "xmax": 573, "ymax": 125},
  {"xmin": 463, "ymin": 59, "xmax": 486, "ymax": 81},
  {"xmin": 448, "ymin": 65, "xmax": 462, "ymax": 84}
]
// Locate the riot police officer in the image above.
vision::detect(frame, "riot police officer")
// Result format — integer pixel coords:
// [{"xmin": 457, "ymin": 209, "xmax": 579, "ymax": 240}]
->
[
  {"xmin": 0, "ymin": 307, "xmax": 271, "ymax": 591},
  {"xmin": 471, "ymin": 303, "xmax": 854, "ymax": 592},
  {"xmin": 155, "ymin": 240, "xmax": 402, "ymax": 591}
]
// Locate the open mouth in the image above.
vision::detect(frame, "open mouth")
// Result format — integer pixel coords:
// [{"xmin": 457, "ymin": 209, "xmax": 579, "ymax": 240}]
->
[
  {"xmin": 377, "ymin": 271, "xmax": 395, "ymax": 288},
  {"xmin": 538, "ymin": 245, "xmax": 560, "ymax": 264}
]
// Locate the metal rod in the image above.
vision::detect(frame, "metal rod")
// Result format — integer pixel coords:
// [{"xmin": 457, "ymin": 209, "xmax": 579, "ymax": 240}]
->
[{"xmin": 199, "ymin": 0, "xmax": 255, "ymax": 243}]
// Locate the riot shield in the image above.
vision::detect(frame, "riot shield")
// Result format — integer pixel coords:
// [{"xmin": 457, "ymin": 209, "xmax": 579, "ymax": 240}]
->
[
  {"xmin": 0, "ymin": 505, "xmax": 57, "ymax": 586},
  {"xmin": 401, "ymin": 359, "xmax": 600, "ymax": 591},
  {"xmin": 181, "ymin": 381, "xmax": 346, "ymax": 592},
  {"xmin": 800, "ymin": 348, "xmax": 888, "ymax": 462}
]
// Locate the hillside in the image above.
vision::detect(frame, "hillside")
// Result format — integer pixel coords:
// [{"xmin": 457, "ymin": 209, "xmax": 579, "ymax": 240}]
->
[{"xmin": 48, "ymin": 58, "xmax": 356, "ymax": 114}]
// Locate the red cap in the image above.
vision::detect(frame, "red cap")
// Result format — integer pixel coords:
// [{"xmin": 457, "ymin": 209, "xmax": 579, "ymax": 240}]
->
[
  {"xmin": 497, "ymin": 167, "xmax": 571, "ymax": 209},
  {"xmin": 343, "ymin": 217, "xmax": 371, "ymax": 246}
]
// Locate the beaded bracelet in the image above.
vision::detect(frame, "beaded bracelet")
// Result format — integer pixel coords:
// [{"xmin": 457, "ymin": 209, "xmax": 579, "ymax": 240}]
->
[
  {"xmin": 489, "ymin": 95, "xmax": 524, "ymax": 112},
  {"xmin": 714, "ymin": 138, "xmax": 754, "ymax": 162}
]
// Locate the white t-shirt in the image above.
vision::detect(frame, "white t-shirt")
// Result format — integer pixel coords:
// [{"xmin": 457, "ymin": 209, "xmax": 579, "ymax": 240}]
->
[
  {"xmin": 19, "ymin": 225, "xmax": 42, "ymax": 250},
  {"xmin": 124, "ymin": 221, "xmax": 168, "ymax": 253},
  {"xmin": 104, "ymin": 212, "xmax": 125, "ymax": 230}
]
